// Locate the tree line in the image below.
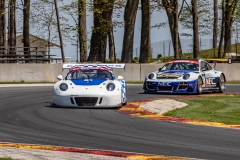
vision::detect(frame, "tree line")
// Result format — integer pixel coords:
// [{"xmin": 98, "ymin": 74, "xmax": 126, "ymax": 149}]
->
[{"xmin": 0, "ymin": 0, "xmax": 239, "ymax": 63}]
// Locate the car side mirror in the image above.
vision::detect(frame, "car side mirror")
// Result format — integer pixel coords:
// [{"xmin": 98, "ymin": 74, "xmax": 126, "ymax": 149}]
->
[
  {"xmin": 117, "ymin": 75, "xmax": 124, "ymax": 80},
  {"xmin": 57, "ymin": 75, "xmax": 63, "ymax": 80},
  {"xmin": 158, "ymin": 68, "xmax": 162, "ymax": 72}
]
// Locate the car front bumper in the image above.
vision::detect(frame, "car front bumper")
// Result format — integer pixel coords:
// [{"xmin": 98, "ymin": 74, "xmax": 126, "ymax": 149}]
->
[{"xmin": 143, "ymin": 79, "xmax": 198, "ymax": 93}]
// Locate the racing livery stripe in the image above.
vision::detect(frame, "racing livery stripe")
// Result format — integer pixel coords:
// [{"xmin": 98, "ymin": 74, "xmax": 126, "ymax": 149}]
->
[{"xmin": 166, "ymin": 60, "xmax": 199, "ymax": 64}]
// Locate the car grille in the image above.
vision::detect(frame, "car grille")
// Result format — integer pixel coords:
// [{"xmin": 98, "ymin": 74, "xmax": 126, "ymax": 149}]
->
[
  {"xmin": 157, "ymin": 77, "xmax": 179, "ymax": 79},
  {"xmin": 157, "ymin": 86, "xmax": 173, "ymax": 91},
  {"xmin": 74, "ymin": 97, "xmax": 98, "ymax": 106}
]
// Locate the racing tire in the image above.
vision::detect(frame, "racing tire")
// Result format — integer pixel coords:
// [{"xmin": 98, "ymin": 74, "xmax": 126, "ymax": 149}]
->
[
  {"xmin": 218, "ymin": 74, "xmax": 225, "ymax": 93},
  {"xmin": 197, "ymin": 77, "xmax": 203, "ymax": 95}
]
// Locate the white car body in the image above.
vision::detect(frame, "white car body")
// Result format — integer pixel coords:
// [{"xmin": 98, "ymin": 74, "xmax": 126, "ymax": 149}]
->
[{"xmin": 53, "ymin": 64, "xmax": 126, "ymax": 108}]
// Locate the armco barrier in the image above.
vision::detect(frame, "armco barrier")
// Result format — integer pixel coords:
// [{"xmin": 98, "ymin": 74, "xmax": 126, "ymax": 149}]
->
[{"xmin": 0, "ymin": 63, "xmax": 239, "ymax": 82}]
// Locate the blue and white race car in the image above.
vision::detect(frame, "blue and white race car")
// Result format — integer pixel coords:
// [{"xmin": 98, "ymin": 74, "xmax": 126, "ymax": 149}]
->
[
  {"xmin": 143, "ymin": 59, "xmax": 226, "ymax": 94},
  {"xmin": 53, "ymin": 64, "xmax": 126, "ymax": 108}
]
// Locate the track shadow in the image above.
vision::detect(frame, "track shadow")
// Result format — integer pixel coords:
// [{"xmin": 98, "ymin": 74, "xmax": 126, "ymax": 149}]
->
[{"xmin": 44, "ymin": 102, "xmax": 120, "ymax": 110}]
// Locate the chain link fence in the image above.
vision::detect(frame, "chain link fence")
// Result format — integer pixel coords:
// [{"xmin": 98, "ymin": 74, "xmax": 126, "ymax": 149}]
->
[{"xmin": 115, "ymin": 37, "xmax": 238, "ymax": 59}]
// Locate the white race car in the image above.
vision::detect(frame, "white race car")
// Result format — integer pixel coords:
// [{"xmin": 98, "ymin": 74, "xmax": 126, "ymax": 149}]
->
[{"xmin": 53, "ymin": 64, "xmax": 126, "ymax": 108}]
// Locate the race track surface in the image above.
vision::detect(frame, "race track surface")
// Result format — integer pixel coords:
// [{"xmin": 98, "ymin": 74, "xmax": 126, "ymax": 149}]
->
[{"xmin": 0, "ymin": 84, "xmax": 240, "ymax": 160}]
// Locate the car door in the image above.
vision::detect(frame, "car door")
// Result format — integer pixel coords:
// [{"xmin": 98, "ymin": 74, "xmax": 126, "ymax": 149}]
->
[{"xmin": 200, "ymin": 61, "xmax": 216, "ymax": 87}]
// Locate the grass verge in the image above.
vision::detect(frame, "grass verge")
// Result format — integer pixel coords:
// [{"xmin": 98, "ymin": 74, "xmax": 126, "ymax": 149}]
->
[{"xmin": 164, "ymin": 95, "xmax": 240, "ymax": 125}]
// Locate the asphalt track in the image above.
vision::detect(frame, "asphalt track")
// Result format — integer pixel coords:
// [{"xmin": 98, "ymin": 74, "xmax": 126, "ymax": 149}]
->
[{"xmin": 0, "ymin": 84, "xmax": 240, "ymax": 160}]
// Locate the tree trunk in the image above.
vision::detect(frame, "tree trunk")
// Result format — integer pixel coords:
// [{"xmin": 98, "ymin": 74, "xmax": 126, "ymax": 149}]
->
[
  {"xmin": 224, "ymin": 0, "xmax": 232, "ymax": 57},
  {"xmin": 213, "ymin": 0, "xmax": 218, "ymax": 52},
  {"xmin": 0, "ymin": 0, "xmax": 6, "ymax": 55},
  {"xmin": 54, "ymin": 0, "xmax": 65, "ymax": 63},
  {"xmin": 162, "ymin": 0, "xmax": 180, "ymax": 59},
  {"xmin": 121, "ymin": 0, "xmax": 139, "ymax": 63},
  {"xmin": 191, "ymin": 0, "xmax": 200, "ymax": 59},
  {"xmin": 108, "ymin": 23, "xmax": 116, "ymax": 62},
  {"xmin": 78, "ymin": 0, "xmax": 87, "ymax": 62},
  {"xmin": 88, "ymin": 0, "xmax": 114, "ymax": 62},
  {"xmin": 223, "ymin": 0, "xmax": 237, "ymax": 58},
  {"xmin": 218, "ymin": 0, "xmax": 225, "ymax": 58},
  {"xmin": 139, "ymin": 0, "xmax": 151, "ymax": 63},
  {"xmin": 9, "ymin": 0, "xmax": 16, "ymax": 56},
  {"xmin": 23, "ymin": 0, "xmax": 30, "ymax": 62}
]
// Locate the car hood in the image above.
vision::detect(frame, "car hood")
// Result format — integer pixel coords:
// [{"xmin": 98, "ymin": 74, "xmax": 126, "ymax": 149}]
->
[
  {"xmin": 71, "ymin": 79, "xmax": 106, "ymax": 85},
  {"xmin": 157, "ymin": 70, "xmax": 192, "ymax": 78}
]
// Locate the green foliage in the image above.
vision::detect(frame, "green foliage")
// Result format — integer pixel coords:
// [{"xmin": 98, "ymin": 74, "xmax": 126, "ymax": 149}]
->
[
  {"xmin": 164, "ymin": 95, "xmax": 240, "ymax": 125},
  {"xmin": 180, "ymin": 0, "xmax": 213, "ymax": 36}
]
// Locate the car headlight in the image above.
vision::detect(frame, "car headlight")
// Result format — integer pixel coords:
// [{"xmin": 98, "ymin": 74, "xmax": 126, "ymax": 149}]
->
[
  {"xmin": 59, "ymin": 83, "xmax": 68, "ymax": 91},
  {"xmin": 183, "ymin": 74, "xmax": 190, "ymax": 80},
  {"xmin": 106, "ymin": 83, "xmax": 115, "ymax": 91},
  {"xmin": 148, "ymin": 74, "xmax": 154, "ymax": 79}
]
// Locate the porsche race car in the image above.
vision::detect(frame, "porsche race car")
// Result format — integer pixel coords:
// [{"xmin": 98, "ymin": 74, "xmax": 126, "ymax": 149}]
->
[
  {"xmin": 143, "ymin": 59, "xmax": 226, "ymax": 94},
  {"xmin": 53, "ymin": 64, "xmax": 126, "ymax": 108}
]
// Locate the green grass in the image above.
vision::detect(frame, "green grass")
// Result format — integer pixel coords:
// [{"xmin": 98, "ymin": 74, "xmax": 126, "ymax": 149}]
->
[
  {"xmin": 164, "ymin": 95, "xmax": 240, "ymax": 125},
  {"xmin": 0, "ymin": 158, "xmax": 13, "ymax": 160}
]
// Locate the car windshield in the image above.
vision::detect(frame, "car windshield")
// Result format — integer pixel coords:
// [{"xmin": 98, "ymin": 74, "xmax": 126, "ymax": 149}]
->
[
  {"xmin": 65, "ymin": 69, "xmax": 113, "ymax": 80},
  {"xmin": 161, "ymin": 62, "xmax": 199, "ymax": 71}
]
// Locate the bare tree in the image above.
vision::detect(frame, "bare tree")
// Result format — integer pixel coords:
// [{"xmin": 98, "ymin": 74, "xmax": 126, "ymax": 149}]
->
[
  {"xmin": 23, "ymin": 0, "xmax": 31, "ymax": 62},
  {"xmin": 8, "ymin": 0, "xmax": 16, "ymax": 56},
  {"xmin": 108, "ymin": 22, "xmax": 116, "ymax": 62},
  {"xmin": 218, "ymin": 0, "xmax": 224, "ymax": 58},
  {"xmin": 223, "ymin": 0, "xmax": 237, "ymax": 57},
  {"xmin": 54, "ymin": 0, "xmax": 65, "ymax": 63},
  {"xmin": 78, "ymin": 0, "xmax": 87, "ymax": 62},
  {"xmin": 162, "ymin": 0, "xmax": 181, "ymax": 59},
  {"xmin": 88, "ymin": 0, "xmax": 114, "ymax": 62},
  {"xmin": 0, "ymin": 0, "xmax": 6, "ymax": 55},
  {"xmin": 139, "ymin": 0, "xmax": 151, "ymax": 63},
  {"xmin": 121, "ymin": 0, "xmax": 139, "ymax": 63},
  {"xmin": 191, "ymin": 0, "xmax": 200, "ymax": 58},
  {"xmin": 213, "ymin": 0, "xmax": 218, "ymax": 51}
]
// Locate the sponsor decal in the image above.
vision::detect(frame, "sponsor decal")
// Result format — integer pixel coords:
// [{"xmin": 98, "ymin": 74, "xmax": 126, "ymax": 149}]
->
[
  {"xmin": 206, "ymin": 78, "xmax": 216, "ymax": 85},
  {"xmin": 158, "ymin": 73, "xmax": 181, "ymax": 77},
  {"xmin": 158, "ymin": 82, "xmax": 171, "ymax": 86},
  {"xmin": 84, "ymin": 79, "xmax": 93, "ymax": 82}
]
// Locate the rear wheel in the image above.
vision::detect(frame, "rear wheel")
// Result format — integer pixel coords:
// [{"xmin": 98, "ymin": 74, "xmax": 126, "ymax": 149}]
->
[
  {"xmin": 197, "ymin": 77, "xmax": 203, "ymax": 95},
  {"xmin": 218, "ymin": 74, "xmax": 225, "ymax": 93}
]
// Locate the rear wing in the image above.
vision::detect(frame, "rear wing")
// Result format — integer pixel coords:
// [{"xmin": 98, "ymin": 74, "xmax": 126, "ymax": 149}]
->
[{"xmin": 62, "ymin": 64, "xmax": 125, "ymax": 70}]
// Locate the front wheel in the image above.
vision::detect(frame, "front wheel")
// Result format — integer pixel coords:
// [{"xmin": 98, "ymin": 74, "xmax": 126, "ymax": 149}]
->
[
  {"xmin": 218, "ymin": 74, "xmax": 225, "ymax": 93},
  {"xmin": 197, "ymin": 77, "xmax": 203, "ymax": 95}
]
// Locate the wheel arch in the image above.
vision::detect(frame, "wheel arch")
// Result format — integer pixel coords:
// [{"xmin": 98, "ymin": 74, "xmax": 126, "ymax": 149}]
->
[{"xmin": 220, "ymin": 73, "xmax": 226, "ymax": 82}]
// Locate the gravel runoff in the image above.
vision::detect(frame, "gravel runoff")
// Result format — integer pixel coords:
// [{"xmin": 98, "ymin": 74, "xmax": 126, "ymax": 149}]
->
[
  {"xmin": 0, "ymin": 147, "xmax": 131, "ymax": 160},
  {"xmin": 139, "ymin": 99, "xmax": 188, "ymax": 115}
]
